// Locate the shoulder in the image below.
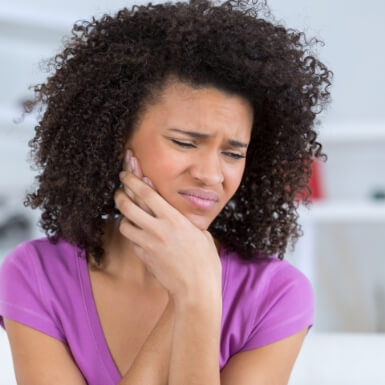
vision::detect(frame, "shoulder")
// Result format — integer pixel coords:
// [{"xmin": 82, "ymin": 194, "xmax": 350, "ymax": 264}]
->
[
  {"xmin": 0, "ymin": 237, "xmax": 82, "ymax": 325},
  {"xmin": 221, "ymin": 247, "xmax": 313, "ymax": 351},
  {"xmin": 223, "ymin": 247, "xmax": 313, "ymax": 304},
  {"xmin": 1, "ymin": 237, "xmax": 79, "ymax": 279},
  {"xmin": 0, "ymin": 237, "xmax": 79, "ymax": 341}
]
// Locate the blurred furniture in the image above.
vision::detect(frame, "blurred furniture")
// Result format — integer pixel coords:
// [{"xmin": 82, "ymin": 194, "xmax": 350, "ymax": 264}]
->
[{"xmin": 288, "ymin": 126, "xmax": 385, "ymax": 333}]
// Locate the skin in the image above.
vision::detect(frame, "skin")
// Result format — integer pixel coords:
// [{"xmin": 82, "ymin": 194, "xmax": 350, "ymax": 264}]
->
[{"xmin": 100, "ymin": 79, "xmax": 254, "ymax": 295}]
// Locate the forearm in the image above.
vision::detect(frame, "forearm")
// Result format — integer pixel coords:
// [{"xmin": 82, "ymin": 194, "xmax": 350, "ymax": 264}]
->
[
  {"xmin": 168, "ymin": 295, "xmax": 222, "ymax": 385},
  {"xmin": 118, "ymin": 298, "xmax": 175, "ymax": 385}
]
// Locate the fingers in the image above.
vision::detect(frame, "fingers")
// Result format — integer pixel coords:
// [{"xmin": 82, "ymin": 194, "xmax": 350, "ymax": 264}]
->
[
  {"xmin": 118, "ymin": 216, "xmax": 146, "ymax": 249},
  {"xmin": 122, "ymin": 151, "xmax": 136, "ymax": 202},
  {"xmin": 123, "ymin": 149, "xmax": 154, "ymax": 187},
  {"xmin": 119, "ymin": 171, "xmax": 179, "ymax": 220},
  {"xmin": 122, "ymin": 150, "xmax": 155, "ymax": 216},
  {"xmin": 118, "ymin": 149, "xmax": 181, "ymax": 223},
  {"xmin": 114, "ymin": 187, "xmax": 156, "ymax": 231},
  {"xmin": 133, "ymin": 158, "xmax": 155, "ymax": 189}
]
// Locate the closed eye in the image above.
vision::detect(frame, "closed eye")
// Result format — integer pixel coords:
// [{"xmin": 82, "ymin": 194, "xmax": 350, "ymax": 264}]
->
[{"xmin": 170, "ymin": 139, "xmax": 246, "ymax": 160}]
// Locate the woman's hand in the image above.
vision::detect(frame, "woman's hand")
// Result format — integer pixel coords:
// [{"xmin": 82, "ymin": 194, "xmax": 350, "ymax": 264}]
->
[
  {"xmin": 114, "ymin": 150, "xmax": 222, "ymax": 306},
  {"xmin": 120, "ymin": 149, "xmax": 156, "ymax": 218}
]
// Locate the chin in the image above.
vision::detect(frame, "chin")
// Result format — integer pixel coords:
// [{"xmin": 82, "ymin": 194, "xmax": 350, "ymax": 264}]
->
[{"xmin": 183, "ymin": 213, "xmax": 214, "ymax": 231}]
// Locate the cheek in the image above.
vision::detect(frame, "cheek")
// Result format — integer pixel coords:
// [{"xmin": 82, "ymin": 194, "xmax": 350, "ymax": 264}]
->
[
  {"xmin": 225, "ymin": 166, "xmax": 245, "ymax": 193},
  {"xmin": 141, "ymin": 149, "xmax": 182, "ymax": 185}
]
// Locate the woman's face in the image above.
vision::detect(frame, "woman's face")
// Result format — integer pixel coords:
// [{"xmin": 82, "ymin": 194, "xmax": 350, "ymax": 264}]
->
[{"xmin": 123, "ymin": 80, "xmax": 253, "ymax": 230}]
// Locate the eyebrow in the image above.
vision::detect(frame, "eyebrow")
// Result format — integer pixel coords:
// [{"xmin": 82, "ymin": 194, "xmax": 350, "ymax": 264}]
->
[{"xmin": 167, "ymin": 128, "xmax": 248, "ymax": 148}]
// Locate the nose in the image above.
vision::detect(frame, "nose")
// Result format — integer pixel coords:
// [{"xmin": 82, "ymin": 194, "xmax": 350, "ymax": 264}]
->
[{"xmin": 190, "ymin": 151, "xmax": 224, "ymax": 185}]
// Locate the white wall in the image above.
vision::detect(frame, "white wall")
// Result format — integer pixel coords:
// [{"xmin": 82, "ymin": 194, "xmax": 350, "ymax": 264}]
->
[
  {"xmin": 268, "ymin": 0, "xmax": 385, "ymax": 125},
  {"xmin": 2, "ymin": 0, "xmax": 385, "ymax": 123}
]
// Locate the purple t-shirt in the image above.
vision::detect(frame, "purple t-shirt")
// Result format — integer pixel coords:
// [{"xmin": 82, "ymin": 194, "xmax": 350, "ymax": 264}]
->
[{"xmin": 0, "ymin": 237, "xmax": 313, "ymax": 384}]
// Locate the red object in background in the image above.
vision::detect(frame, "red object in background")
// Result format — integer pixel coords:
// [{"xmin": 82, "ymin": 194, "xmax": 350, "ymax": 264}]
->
[
  {"xmin": 296, "ymin": 159, "xmax": 323, "ymax": 201},
  {"xmin": 309, "ymin": 159, "xmax": 323, "ymax": 200}
]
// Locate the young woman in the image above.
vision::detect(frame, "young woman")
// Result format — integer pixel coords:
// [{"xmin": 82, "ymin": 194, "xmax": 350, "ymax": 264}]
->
[{"xmin": 0, "ymin": 0, "xmax": 332, "ymax": 384}]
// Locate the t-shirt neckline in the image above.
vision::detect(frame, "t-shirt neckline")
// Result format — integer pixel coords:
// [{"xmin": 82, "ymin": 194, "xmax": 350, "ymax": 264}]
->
[
  {"xmin": 76, "ymin": 246, "xmax": 122, "ymax": 383},
  {"xmin": 76, "ymin": 242, "xmax": 226, "ymax": 383}
]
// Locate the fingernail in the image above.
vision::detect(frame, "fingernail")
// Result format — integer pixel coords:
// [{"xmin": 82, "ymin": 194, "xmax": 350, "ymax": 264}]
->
[
  {"xmin": 125, "ymin": 150, "xmax": 132, "ymax": 164},
  {"xmin": 130, "ymin": 157, "xmax": 136, "ymax": 173},
  {"xmin": 119, "ymin": 171, "xmax": 127, "ymax": 179}
]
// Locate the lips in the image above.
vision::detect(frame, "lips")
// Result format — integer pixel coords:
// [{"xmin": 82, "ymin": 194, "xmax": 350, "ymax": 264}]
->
[{"xmin": 178, "ymin": 189, "xmax": 219, "ymax": 202}]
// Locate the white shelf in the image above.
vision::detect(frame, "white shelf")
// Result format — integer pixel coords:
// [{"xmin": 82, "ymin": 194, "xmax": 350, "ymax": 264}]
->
[
  {"xmin": 299, "ymin": 201, "xmax": 385, "ymax": 223},
  {"xmin": 318, "ymin": 122, "xmax": 385, "ymax": 143}
]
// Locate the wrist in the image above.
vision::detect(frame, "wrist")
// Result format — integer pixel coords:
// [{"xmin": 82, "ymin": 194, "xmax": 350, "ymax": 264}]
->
[{"xmin": 172, "ymin": 286, "xmax": 222, "ymax": 314}]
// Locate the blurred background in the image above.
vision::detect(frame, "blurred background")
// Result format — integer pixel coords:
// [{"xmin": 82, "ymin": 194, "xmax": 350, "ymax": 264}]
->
[{"xmin": 1, "ymin": 0, "xmax": 384, "ymax": 384}]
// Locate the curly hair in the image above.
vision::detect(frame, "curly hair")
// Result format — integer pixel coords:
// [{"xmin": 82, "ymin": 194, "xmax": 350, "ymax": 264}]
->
[{"xmin": 24, "ymin": 0, "xmax": 332, "ymax": 266}]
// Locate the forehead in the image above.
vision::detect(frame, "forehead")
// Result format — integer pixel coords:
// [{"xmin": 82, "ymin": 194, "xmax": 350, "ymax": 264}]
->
[{"xmin": 149, "ymin": 80, "xmax": 253, "ymax": 140}]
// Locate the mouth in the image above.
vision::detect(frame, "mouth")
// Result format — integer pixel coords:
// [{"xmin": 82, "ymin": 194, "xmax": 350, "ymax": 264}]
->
[{"xmin": 178, "ymin": 193, "xmax": 218, "ymax": 210}]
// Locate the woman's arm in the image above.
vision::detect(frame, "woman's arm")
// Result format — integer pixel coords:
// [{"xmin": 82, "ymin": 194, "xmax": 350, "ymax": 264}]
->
[
  {"xmin": 4, "ymin": 301, "xmax": 175, "ymax": 385},
  {"xmin": 4, "ymin": 317, "xmax": 88, "ymax": 385},
  {"xmin": 168, "ymin": 293, "xmax": 222, "ymax": 385},
  {"xmin": 121, "ymin": 292, "xmax": 222, "ymax": 385},
  {"xmin": 118, "ymin": 297, "xmax": 175, "ymax": 385},
  {"xmin": 220, "ymin": 328, "xmax": 308, "ymax": 385}
]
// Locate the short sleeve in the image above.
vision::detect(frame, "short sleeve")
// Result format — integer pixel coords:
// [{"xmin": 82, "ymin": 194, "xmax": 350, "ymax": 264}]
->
[
  {"xmin": 241, "ymin": 262, "xmax": 314, "ymax": 352},
  {"xmin": 0, "ymin": 242, "xmax": 66, "ymax": 342}
]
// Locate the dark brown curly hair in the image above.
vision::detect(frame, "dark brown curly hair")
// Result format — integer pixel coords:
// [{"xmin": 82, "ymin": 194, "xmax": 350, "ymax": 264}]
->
[{"xmin": 24, "ymin": 0, "xmax": 332, "ymax": 266}]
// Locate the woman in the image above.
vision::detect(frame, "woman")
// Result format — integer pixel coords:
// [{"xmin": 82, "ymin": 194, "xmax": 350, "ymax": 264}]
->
[{"xmin": 0, "ymin": 0, "xmax": 332, "ymax": 384}]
